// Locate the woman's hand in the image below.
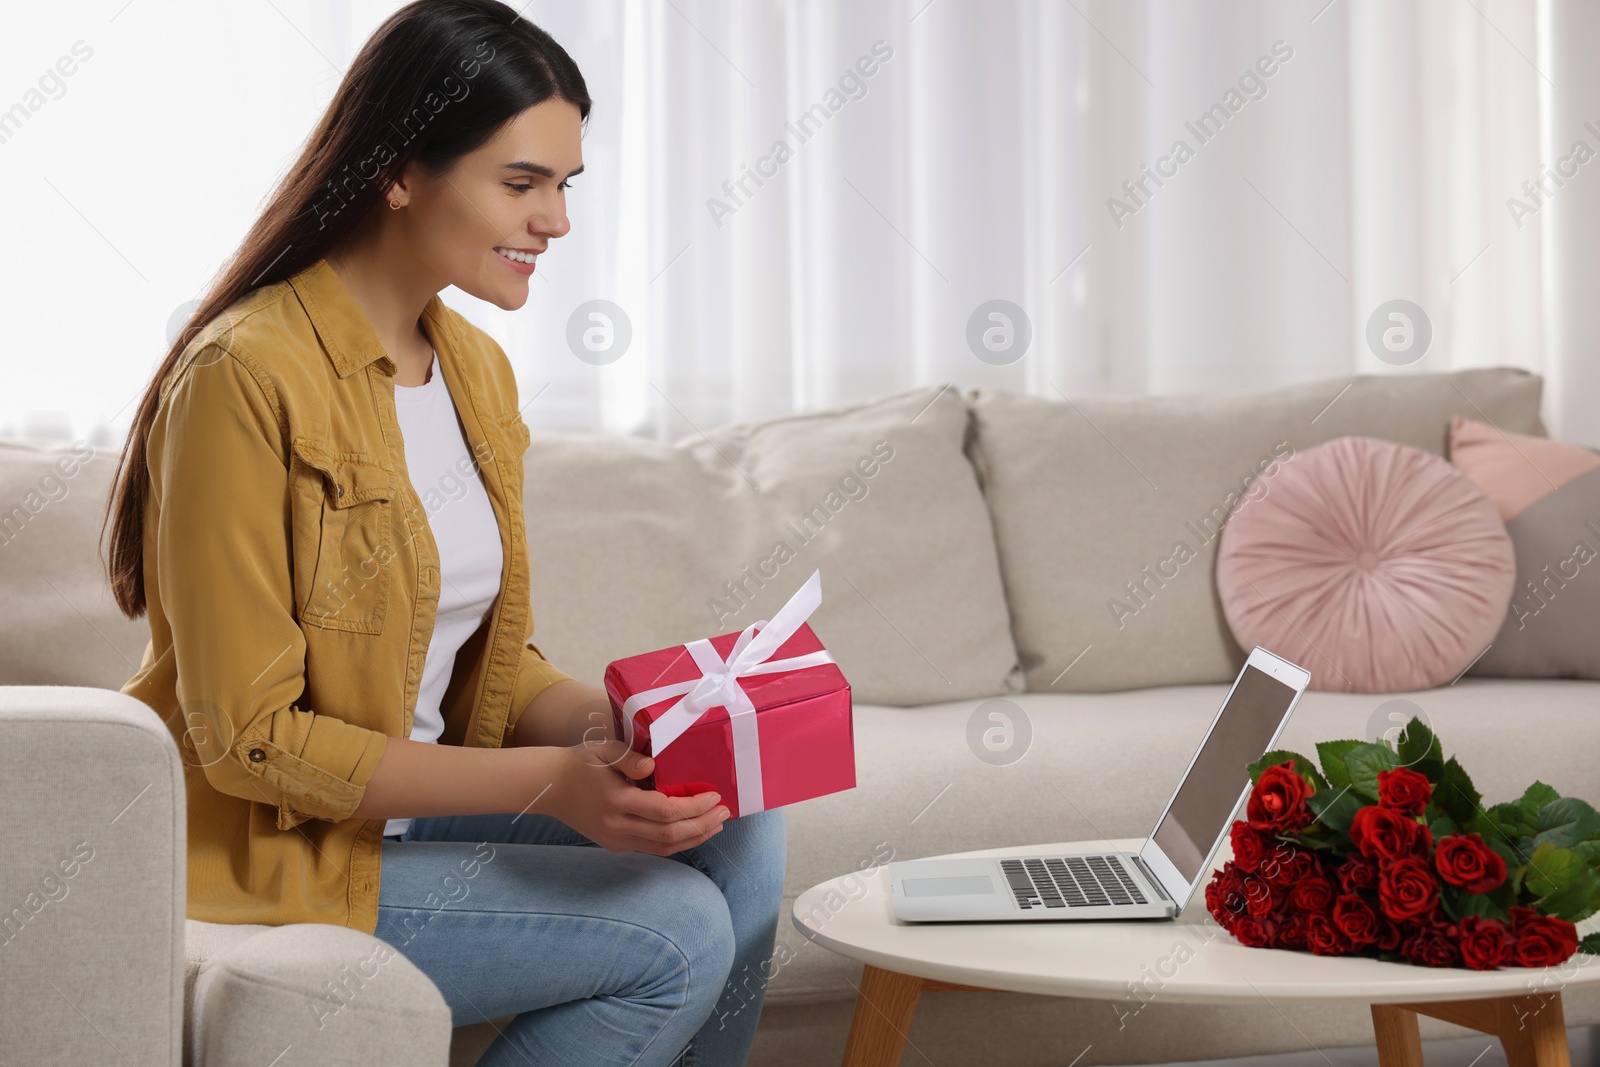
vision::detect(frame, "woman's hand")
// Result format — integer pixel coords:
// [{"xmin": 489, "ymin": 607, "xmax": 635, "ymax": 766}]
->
[{"xmin": 546, "ymin": 738, "xmax": 730, "ymax": 856}]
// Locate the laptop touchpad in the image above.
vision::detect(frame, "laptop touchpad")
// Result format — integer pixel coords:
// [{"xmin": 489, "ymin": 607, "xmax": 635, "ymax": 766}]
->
[{"xmin": 903, "ymin": 875, "xmax": 995, "ymax": 897}]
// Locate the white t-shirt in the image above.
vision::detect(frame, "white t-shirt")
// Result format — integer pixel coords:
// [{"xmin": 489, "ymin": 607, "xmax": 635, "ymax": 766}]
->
[{"xmin": 383, "ymin": 350, "xmax": 504, "ymax": 837}]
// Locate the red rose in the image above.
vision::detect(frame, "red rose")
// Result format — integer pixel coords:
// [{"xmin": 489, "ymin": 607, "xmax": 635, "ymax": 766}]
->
[
  {"xmin": 1206, "ymin": 863, "xmax": 1248, "ymax": 929},
  {"xmin": 1244, "ymin": 876, "xmax": 1281, "ymax": 919},
  {"xmin": 1337, "ymin": 855, "xmax": 1379, "ymax": 894},
  {"xmin": 1333, "ymin": 893, "xmax": 1380, "ymax": 945},
  {"xmin": 1435, "ymin": 833, "xmax": 1508, "ymax": 893},
  {"xmin": 1377, "ymin": 767, "xmax": 1432, "ymax": 816},
  {"xmin": 1233, "ymin": 915, "xmax": 1276, "ymax": 947},
  {"xmin": 1350, "ymin": 804, "xmax": 1421, "ymax": 860},
  {"xmin": 1248, "ymin": 761, "xmax": 1315, "ymax": 833},
  {"xmin": 1509, "ymin": 907, "xmax": 1580, "ymax": 968},
  {"xmin": 1306, "ymin": 913, "xmax": 1353, "ymax": 955},
  {"xmin": 1289, "ymin": 870, "xmax": 1336, "ymax": 914},
  {"xmin": 1230, "ymin": 821, "xmax": 1267, "ymax": 873},
  {"xmin": 1205, "ymin": 883, "xmax": 1229, "ymax": 930},
  {"xmin": 1223, "ymin": 865, "xmax": 1253, "ymax": 914},
  {"xmin": 1375, "ymin": 914, "xmax": 1402, "ymax": 952},
  {"xmin": 1458, "ymin": 915, "xmax": 1513, "ymax": 970},
  {"xmin": 1379, "ymin": 857, "xmax": 1440, "ymax": 923},
  {"xmin": 1265, "ymin": 845, "xmax": 1316, "ymax": 888},
  {"xmin": 1400, "ymin": 918, "xmax": 1461, "ymax": 968},
  {"xmin": 1276, "ymin": 910, "xmax": 1309, "ymax": 948}
]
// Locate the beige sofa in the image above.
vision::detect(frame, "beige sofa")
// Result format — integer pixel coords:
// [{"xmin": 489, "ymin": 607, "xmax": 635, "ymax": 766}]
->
[{"xmin": 2, "ymin": 366, "xmax": 1595, "ymax": 1067}]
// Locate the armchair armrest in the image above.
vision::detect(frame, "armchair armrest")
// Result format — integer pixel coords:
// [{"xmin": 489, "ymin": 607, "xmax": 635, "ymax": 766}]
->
[{"xmin": 0, "ymin": 685, "xmax": 185, "ymax": 1065}]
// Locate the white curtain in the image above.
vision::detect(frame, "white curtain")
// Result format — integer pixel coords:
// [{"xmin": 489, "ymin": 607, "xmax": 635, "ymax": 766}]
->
[{"xmin": 5, "ymin": 1, "xmax": 1593, "ymax": 447}]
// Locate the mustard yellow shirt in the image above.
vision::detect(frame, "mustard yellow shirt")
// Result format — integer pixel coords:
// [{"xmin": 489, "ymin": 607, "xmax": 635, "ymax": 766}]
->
[{"xmin": 121, "ymin": 255, "xmax": 573, "ymax": 933}]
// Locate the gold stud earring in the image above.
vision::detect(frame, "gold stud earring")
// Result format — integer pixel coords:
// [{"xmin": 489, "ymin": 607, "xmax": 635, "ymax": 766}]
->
[{"xmin": 389, "ymin": 198, "xmax": 402, "ymax": 210}]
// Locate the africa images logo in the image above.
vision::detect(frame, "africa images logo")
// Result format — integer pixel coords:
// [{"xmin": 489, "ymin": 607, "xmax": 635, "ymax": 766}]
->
[
  {"xmin": 705, "ymin": 40, "xmax": 894, "ymax": 229},
  {"xmin": 1106, "ymin": 40, "xmax": 1294, "ymax": 229}
]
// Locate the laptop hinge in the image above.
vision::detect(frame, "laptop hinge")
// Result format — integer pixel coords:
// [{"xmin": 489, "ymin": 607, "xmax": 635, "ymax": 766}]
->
[{"xmin": 1130, "ymin": 853, "xmax": 1173, "ymax": 903}]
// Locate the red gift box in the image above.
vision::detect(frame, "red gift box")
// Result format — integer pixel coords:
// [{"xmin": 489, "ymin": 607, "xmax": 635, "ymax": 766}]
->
[{"xmin": 602, "ymin": 570, "xmax": 855, "ymax": 819}]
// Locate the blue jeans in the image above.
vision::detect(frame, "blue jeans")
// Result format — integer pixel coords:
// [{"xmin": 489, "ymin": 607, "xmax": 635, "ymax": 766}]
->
[{"xmin": 372, "ymin": 805, "xmax": 786, "ymax": 1067}]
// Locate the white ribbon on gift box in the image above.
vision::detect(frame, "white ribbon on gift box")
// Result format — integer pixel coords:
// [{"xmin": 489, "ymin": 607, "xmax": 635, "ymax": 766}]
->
[{"xmin": 616, "ymin": 569, "xmax": 836, "ymax": 815}]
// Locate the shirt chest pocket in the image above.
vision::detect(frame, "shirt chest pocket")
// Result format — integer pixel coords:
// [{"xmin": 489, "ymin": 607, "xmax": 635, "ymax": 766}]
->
[{"xmin": 288, "ymin": 436, "xmax": 396, "ymax": 634}]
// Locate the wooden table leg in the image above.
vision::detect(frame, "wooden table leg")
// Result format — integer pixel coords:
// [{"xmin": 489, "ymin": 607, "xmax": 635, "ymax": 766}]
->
[
  {"xmin": 839, "ymin": 969, "xmax": 1007, "ymax": 1067},
  {"xmin": 1372, "ymin": 1003, "xmax": 1425, "ymax": 1067},
  {"xmin": 841, "ymin": 965, "xmax": 924, "ymax": 1067},
  {"xmin": 1498, "ymin": 993, "xmax": 1572, "ymax": 1067},
  {"xmin": 1373, "ymin": 992, "xmax": 1571, "ymax": 1067}
]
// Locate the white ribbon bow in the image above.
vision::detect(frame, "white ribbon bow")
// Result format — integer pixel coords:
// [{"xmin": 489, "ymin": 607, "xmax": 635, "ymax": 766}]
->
[{"xmin": 618, "ymin": 569, "xmax": 834, "ymax": 815}]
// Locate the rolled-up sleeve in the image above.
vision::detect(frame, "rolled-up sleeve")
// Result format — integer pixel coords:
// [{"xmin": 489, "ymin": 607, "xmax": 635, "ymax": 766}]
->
[
  {"xmin": 506, "ymin": 637, "xmax": 575, "ymax": 744},
  {"xmin": 149, "ymin": 343, "xmax": 388, "ymax": 829}
]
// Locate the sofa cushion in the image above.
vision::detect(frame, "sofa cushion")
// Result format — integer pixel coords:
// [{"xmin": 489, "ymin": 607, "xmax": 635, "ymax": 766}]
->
[
  {"xmin": 190, "ymin": 923, "xmax": 452, "ymax": 1067},
  {"xmin": 184, "ymin": 918, "xmax": 274, "ymax": 1061},
  {"xmin": 522, "ymin": 383, "xmax": 1024, "ymax": 705},
  {"xmin": 964, "ymin": 368, "xmax": 1546, "ymax": 692},
  {"xmin": 0, "ymin": 438, "xmax": 151, "ymax": 688}
]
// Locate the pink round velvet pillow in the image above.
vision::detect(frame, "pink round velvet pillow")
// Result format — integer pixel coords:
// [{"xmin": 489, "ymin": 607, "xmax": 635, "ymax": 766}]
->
[{"xmin": 1216, "ymin": 436, "xmax": 1514, "ymax": 692}]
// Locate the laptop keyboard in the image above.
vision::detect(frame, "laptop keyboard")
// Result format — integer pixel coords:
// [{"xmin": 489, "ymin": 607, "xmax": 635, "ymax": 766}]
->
[{"xmin": 1001, "ymin": 855, "xmax": 1149, "ymax": 910}]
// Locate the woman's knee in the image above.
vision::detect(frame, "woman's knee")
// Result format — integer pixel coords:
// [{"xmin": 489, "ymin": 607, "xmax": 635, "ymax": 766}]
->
[{"xmin": 644, "ymin": 859, "xmax": 737, "ymax": 997}]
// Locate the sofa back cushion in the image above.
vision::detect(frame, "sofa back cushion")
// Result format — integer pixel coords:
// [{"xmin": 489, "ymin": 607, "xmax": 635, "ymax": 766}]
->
[
  {"xmin": 965, "ymin": 368, "xmax": 1545, "ymax": 692},
  {"xmin": 522, "ymin": 384, "xmax": 1024, "ymax": 705},
  {"xmin": 0, "ymin": 439, "xmax": 151, "ymax": 689}
]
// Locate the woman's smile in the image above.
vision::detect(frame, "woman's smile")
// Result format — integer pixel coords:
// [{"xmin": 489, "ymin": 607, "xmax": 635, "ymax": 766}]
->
[{"xmin": 493, "ymin": 245, "xmax": 541, "ymax": 274}]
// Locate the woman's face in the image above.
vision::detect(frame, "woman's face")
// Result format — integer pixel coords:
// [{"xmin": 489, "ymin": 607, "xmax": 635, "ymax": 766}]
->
[{"xmin": 398, "ymin": 97, "xmax": 584, "ymax": 311}]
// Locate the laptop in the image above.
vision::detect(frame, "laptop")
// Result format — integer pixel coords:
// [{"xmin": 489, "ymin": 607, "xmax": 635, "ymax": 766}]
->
[{"xmin": 888, "ymin": 646, "xmax": 1311, "ymax": 922}]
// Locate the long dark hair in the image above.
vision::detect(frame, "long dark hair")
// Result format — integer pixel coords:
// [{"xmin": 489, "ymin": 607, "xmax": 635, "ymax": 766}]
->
[{"xmin": 102, "ymin": 0, "xmax": 590, "ymax": 619}]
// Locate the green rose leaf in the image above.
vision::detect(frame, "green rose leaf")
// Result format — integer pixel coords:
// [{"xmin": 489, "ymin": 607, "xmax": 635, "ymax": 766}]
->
[
  {"xmin": 1580, "ymin": 932, "xmax": 1600, "ymax": 957},
  {"xmin": 1543, "ymin": 876, "xmax": 1599, "ymax": 923},
  {"xmin": 1440, "ymin": 883, "xmax": 1510, "ymax": 924},
  {"xmin": 1435, "ymin": 757, "xmax": 1482, "ymax": 827},
  {"xmin": 1487, "ymin": 832, "xmax": 1528, "ymax": 870},
  {"xmin": 1524, "ymin": 842, "xmax": 1600, "ymax": 922},
  {"xmin": 1307, "ymin": 787, "xmax": 1363, "ymax": 835},
  {"xmin": 1533, "ymin": 797, "xmax": 1600, "ymax": 851},
  {"xmin": 1394, "ymin": 716, "xmax": 1444, "ymax": 782},
  {"xmin": 1493, "ymin": 801, "xmax": 1537, "ymax": 836},
  {"xmin": 1521, "ymin": 781, "xmax": 1561, "ymax": 817},
  {"xmin": 1247, "ymin": 750, "xmax": 1327, "ymax": 792},
  {"xmin": 1343, "ymin": 743, "xmax": 1401, "ymax": 802},
  {"xmin": 1286, "ymin": 832, "xmax": 1340, "ymax": 852},
  {"xmin": 1466, "ymin": 808, "xmax": 1529, "ymax": 869},
  {"xmin": 1315, "ymin": 740, "xmax": 1365, "ymax": 792}
]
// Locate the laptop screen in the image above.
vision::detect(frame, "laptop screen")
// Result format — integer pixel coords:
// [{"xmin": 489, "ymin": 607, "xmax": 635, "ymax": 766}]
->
[{"xmin": 1149, "ymin": 664, "xmax": 1300, "ymax": 883}]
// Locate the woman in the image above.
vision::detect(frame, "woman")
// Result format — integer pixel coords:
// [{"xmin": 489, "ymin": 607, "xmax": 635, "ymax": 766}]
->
[{"xmin": 101, "ymin": 3, "xmax": 785, "ymax": 1064}]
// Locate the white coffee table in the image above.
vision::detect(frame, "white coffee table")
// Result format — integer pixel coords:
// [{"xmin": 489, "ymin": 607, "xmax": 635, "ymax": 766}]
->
[{"xmin": 791, "ymin": 838, "xmax": 1600, "ymax": 1067}]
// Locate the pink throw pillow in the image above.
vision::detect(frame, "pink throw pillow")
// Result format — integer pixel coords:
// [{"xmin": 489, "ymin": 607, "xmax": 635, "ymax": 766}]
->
[
  {"xmin": 1216, "ymin": 436, "xmax": 1514, "ymax": 692},
  {"xmin": 1450, "ymin": 416, "xmax": 1600, "ymax": 680},
  {"xmin": 1449, "ymin": 415, "xmax": 1600, "ymax": 522}
]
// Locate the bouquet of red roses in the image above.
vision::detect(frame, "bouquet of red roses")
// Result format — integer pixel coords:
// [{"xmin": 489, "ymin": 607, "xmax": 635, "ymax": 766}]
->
[{"xmin": 1205, "ymin": 715, "xmax": 1600, "ymax": 969}]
